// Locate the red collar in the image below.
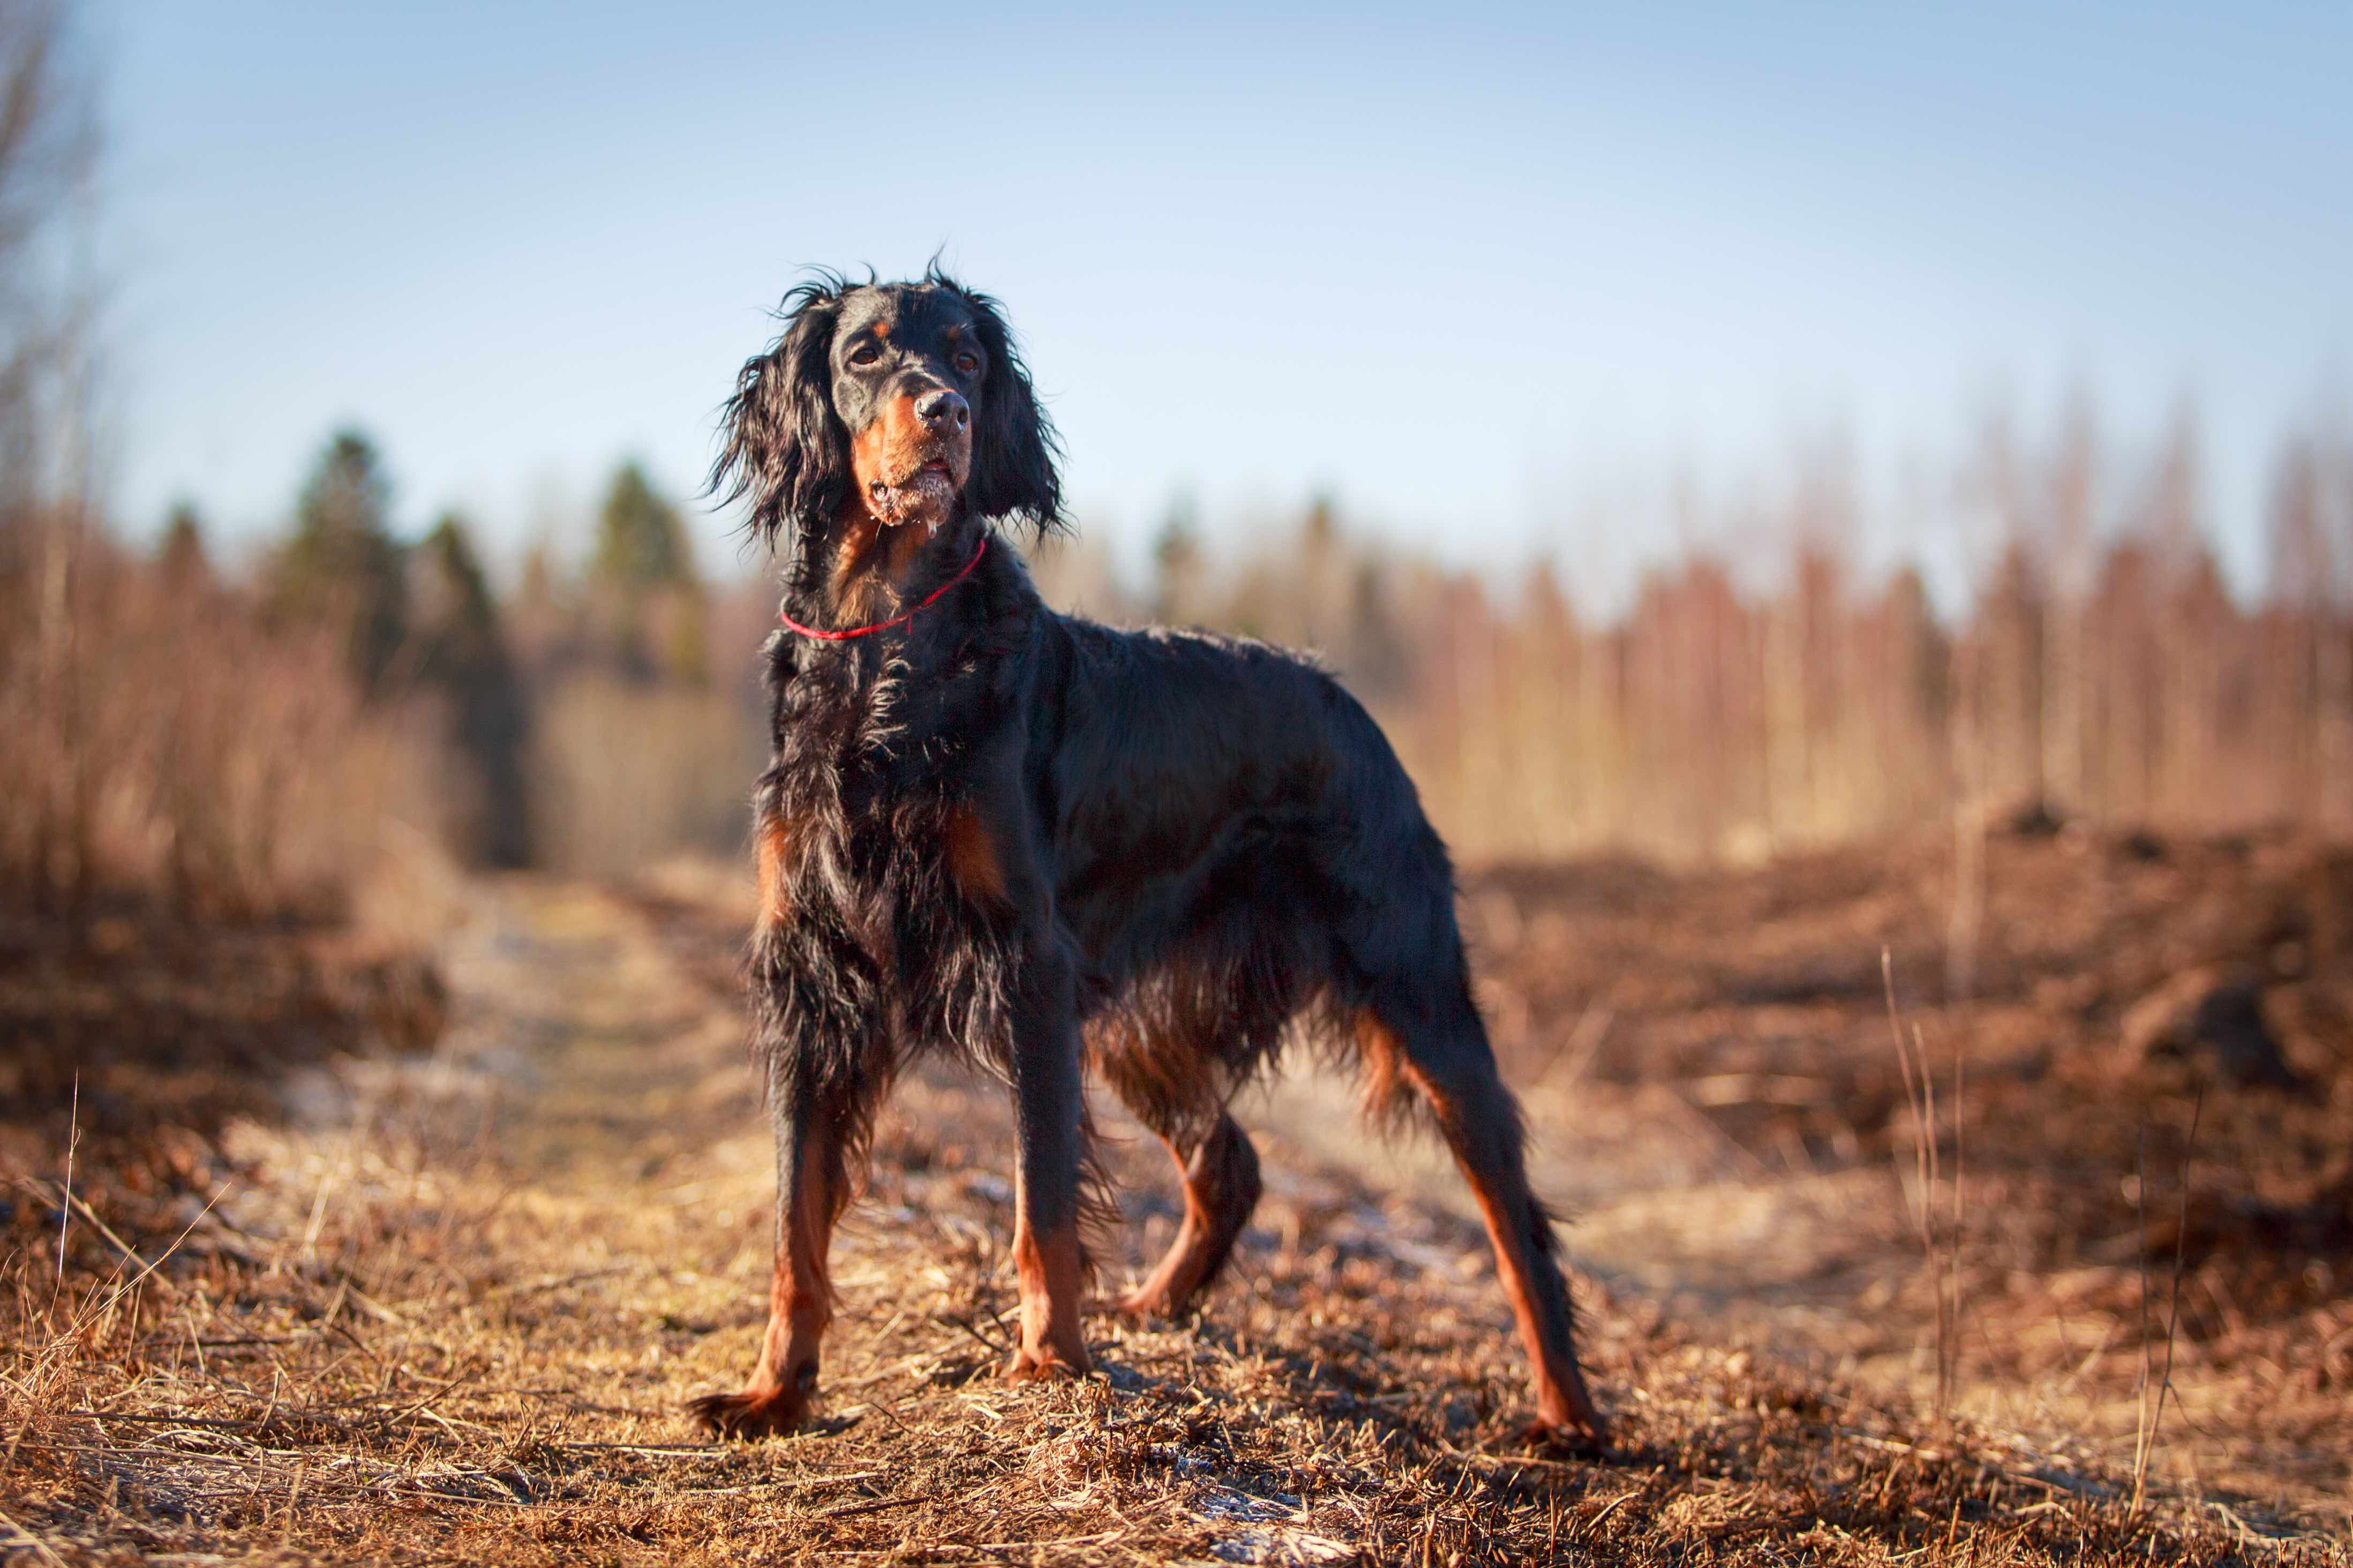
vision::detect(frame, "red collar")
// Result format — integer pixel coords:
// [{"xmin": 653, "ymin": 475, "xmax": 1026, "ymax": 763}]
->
[{"xmin": 778, "ymin": 535, "xmax": 988, "ymax": 641}]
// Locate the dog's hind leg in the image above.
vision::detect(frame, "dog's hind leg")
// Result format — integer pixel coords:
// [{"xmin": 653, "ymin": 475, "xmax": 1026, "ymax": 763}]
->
[
  {"xmin": 1356, "ymin": 992, "xmax": 1608, "ymax": 1443},
  {"xmin": 1116, "ymin": 1111, "xmax": 1262, "ymax": 1317}
]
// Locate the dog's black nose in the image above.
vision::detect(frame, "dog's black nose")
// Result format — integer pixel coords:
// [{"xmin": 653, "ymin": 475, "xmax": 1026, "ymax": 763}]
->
[{"xmin": 915, "ymin": 388, "xmax": 969, "ymax": 433}]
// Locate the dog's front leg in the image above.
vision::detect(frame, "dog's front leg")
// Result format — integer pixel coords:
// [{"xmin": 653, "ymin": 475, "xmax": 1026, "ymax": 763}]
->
[
  {"xmin": 1003, "ymin": 947, "xmax": 1092, "ymax": 1381},
  {"xmin": 689, "ymin": 1056, "xmax": 862, "ymax": 1438}
]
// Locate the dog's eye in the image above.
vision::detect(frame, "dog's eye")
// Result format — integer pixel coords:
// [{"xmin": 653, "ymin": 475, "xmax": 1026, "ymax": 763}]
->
[
  {"xmin": 954, "ymin": 351, "xmax": 980, "ymax": 375},
  {"xmin": 847, "ymin": 342, "xmax": 883, "ymax": 367}
]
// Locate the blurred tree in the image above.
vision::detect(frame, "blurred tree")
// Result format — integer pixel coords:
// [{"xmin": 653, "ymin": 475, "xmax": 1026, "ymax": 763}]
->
[
  {"xmin": 1975, "ymin": 537, "xmax": 2047, "ymax": 812},
  {"xmin": 1296, "ymin": 493, "xmax": 1345, "ymax": 652},
  {"xmin": 0, "ymin": 0, "xmax": 99, "ymax": 911},
  {"xmin": 156, "ymin": 500, "xmax": 209, "ymax": 589},
  {"xmin": 0, "ymin": 0, "xmax": 96, "ymax": 520},
  {"xmin": 593, "ymin": 461, "xmax": 695, "ymax": 589},
  {"xmin": 517, "ymin": 538, "xmax": 557, "ymax": 604},
  {"xmin": 2145, "ymin": 404, "xmax": 2204, "ymax": 577},
  {"xmin": 1347, "ymin": 555, "xmax": 1411, "ymax": 699},
  {"xmin": 414, "ymin": 513, "xmax": 533, "ymax": 867},
  {"xmin": 2040, "ymin": 394, "xmax": 2100, "ymax": 817},
  {"xmin": 266, "ymin": 429, "xmax": 409, "ymax": 697},
  {"xmin": 504, "ymin": 536, "xmax": 574, "ymax": 675},
  {"xmin": 2268, "ymin": 436, "xmax": 2333, "ymax": 610},
  {"xmin": 414, "ymin": 513, "xmax": 500, "ymax": 667},
  {"xmin": 590, "ymin": 461, "xmax": 705, "ymax": 682},
  {"xmin": 1150, "ymin": 493, "xmax": 1203, "ymax": 625}
]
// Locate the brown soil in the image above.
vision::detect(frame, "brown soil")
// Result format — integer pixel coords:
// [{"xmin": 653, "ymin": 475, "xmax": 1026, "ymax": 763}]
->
[{"xmin": 2, "ymin": 825, "xmax": 2348, "ymax": 1563}]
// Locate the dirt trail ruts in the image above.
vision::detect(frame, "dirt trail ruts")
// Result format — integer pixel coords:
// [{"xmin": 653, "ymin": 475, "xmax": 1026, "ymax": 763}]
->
[
  {"xmin": 468, "ymin": 861, "xmax": 2349, "ymax": 1533},
  {"xmin": 14, "ymin": 862, "xmax": 2342, "ymax": 1563}
]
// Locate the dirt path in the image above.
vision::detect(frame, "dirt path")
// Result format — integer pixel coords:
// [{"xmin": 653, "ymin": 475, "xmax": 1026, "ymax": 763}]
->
[{"xmin": 12, "ymin": 869, "xmax": 2339, "ymax": 1564}]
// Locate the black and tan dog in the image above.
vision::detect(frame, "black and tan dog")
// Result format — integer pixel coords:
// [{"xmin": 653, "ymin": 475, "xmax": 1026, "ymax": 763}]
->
[{"xmin": 687, "ymin": 268, "xmax": 1607, "ymax": 1444}]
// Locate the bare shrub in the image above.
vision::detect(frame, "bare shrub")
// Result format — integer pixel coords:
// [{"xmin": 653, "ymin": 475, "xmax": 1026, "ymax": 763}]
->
[
  {"xmin": 1125, "ymin": 415, "xmax": 2353, "ymax": 866},
  {"xmin": 0, "ymin": 515, "xmax": 454, "ymax": 914},
  {"xmin": 527, "ymin": 675, "xmax": 762, "ymax": 877}
]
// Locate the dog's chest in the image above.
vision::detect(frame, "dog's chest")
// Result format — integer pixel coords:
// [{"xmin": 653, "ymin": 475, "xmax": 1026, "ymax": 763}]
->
[
  {"xmin": 776, "ymin": 638, "xmax": 987, "ymax": 773},
  {"xmin": 770, "ymin": 676, "xmax": 973, "ymax": 869}
]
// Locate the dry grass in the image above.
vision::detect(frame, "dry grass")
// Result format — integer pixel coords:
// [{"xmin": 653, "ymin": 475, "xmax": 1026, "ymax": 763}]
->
[
  {"xmin": 524, "ymin": 676, "xmax": 764, "ymax": 878},
  {"xmin": 1452, "ymin": 825, "xmax": 2352, "ymax": 1540},
  {"xmin": 6, "ymin": 835, "xmax": 2348, "ymax": 1564},
  {"xmin": 0, "ymin": 509, "xmax": 495, "ymax": 939}
]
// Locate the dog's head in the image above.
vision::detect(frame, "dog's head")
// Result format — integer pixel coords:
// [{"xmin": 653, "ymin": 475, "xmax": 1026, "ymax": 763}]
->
[{"xmin": 714, "ymin": 268, "xmax": 1063, "ymax": 560}]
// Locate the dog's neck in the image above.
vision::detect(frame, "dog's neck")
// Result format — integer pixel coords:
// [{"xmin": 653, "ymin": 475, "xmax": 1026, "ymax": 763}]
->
[{"xmin": 788, "ymin": 500, "xmax": 981, "ymax": 633}]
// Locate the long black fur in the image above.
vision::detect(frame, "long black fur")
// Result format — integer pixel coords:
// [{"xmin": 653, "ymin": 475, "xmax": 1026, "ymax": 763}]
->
[{"xmin": 701, "ymin": 268, "xmax": 1603, "ymax": 1439}]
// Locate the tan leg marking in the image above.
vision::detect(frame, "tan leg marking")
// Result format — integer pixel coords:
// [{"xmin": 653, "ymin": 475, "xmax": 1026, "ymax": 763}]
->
[
  {"xmin": 1005, "ymin": 1216, "xmax": 1091, "ymax": 1381},
  {"xmin": 687, "ymin": 1133, "xmax": 839, "ymax": 1438},
  {"xmin": 1356, "ymin": 1009, "xmax": 1608, "ymax": 1441}
]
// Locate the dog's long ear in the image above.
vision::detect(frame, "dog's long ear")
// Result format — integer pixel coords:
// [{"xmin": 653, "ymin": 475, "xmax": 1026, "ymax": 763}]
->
[
  {"xmin": 711, "ymin": 280, "xmax": 848, "ymax": 555},
  {"xmin": 941, "ymin": 276, "xmax": 1064, "ymax": 534}
]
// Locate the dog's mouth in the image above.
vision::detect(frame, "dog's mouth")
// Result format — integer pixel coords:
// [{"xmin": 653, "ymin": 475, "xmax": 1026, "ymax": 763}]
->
[{"xmin": 867, "ymin": 460, "xmax": 960, "ymax": 531}]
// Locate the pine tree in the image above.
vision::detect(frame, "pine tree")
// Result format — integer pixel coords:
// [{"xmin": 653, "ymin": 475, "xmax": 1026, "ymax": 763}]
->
[
  {"xmin": 589, "ymin": 461, "xmax": 704, "ymax": 682},
  {"xmin": 156, "ymin": 501, "xmax": 209, "ymax": 589},
  {"xmin": 414, "ymin": 513, "xmax": 533, "ymax": 868},
  {"xmin": 416, "ymin": 514, "xmax": 502, "ymax": 671},
  {"xmin": 266, "ymin": 429, "xmax": 409, "ymax": 696},
  {"xmin": 1151, "ymin": 494, "xmax": 1203, "ymax": 625},
  {"xmin": 593, "ymin": 461, "xmax": 695, "ymax": 590}
]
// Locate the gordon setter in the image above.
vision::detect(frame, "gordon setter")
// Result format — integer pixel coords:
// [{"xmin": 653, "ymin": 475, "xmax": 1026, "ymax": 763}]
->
[{"xmin": 686, "ymin": 267, "xmax": 1607, "ymax": 1444}]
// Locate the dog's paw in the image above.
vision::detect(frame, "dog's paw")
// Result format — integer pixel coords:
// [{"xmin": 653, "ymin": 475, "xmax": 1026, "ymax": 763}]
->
[
  {"xmin": 686, "ymin": 1384, "xmax": 809, "ymax": 1441},
  {"xmin": 1002, "ymin": 1343, "xmax": 1091, "ymax": 1384},
  {"xmin": 1520, "ymin": 1409, "xmax": 1613, "ymax": 1458},
  {"xmin": 1114, "ymin": 1285, "xmax": 1181, "ymax": 1320}
]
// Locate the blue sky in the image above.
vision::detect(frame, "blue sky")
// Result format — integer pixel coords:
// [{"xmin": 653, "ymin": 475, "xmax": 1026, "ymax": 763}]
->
[{"xmin": 100, "ymin": 2, "xmax": 2352, "ymax": 606}]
